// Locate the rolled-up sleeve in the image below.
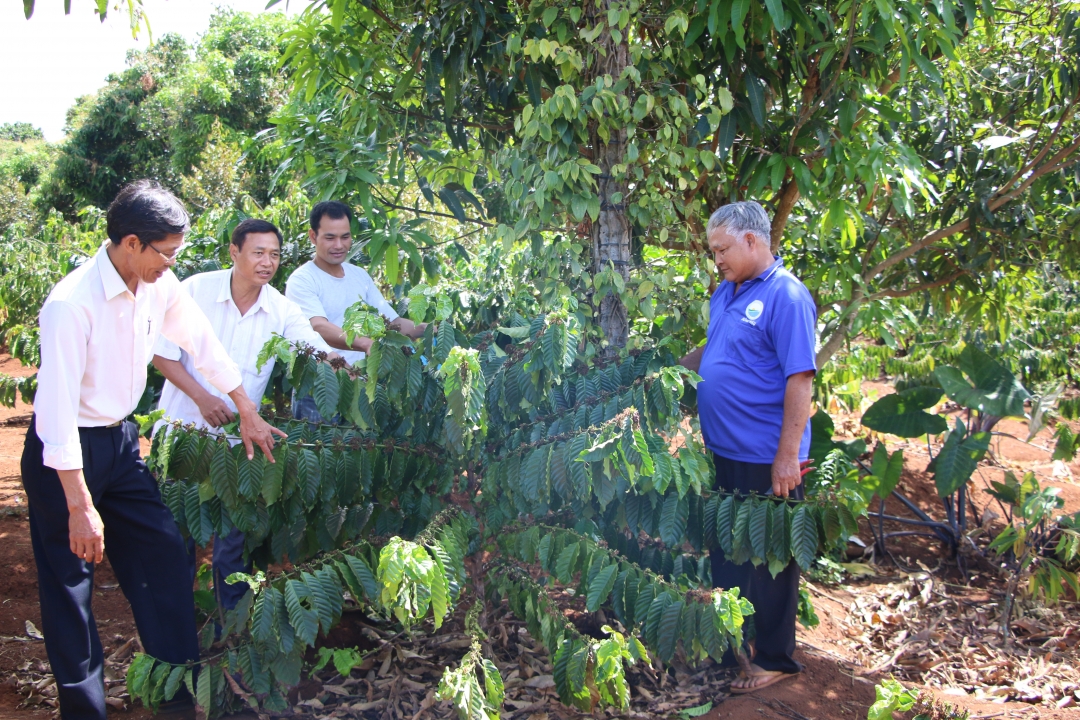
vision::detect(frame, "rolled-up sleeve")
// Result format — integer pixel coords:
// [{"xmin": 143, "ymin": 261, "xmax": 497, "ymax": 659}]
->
[
  {"xmin": 36, "ymin": 301, "xmax": 89, "ymax": 470},
  {"xmin": 160, "ymin": 286, "xmax": 242, "ymax": 395},
  {"xmin": 282, "ymin": 297, "xmax": 334, "ymax": 353},
  {"xmin": 359, "ymin": 271, "xmax": 399, "ymax": 321},
  {"xmin": 152, "ymin": 332, "xmax": 183, "ymax": 362}
]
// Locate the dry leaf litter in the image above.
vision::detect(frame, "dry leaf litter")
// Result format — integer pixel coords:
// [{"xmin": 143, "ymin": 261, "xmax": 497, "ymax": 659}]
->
[
  {"xmin": 816, "ymin": 571, "xmax": 1080, "ymax": 710},
  {"xmin": 5, "ymin": 600, "xmax": 735, "ymax": 719}
]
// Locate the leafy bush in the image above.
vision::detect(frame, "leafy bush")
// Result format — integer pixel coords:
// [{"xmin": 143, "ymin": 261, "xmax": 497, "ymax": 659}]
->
[{"xmin": 126, "ymin": 308, "xmax": 870, "ymax": 717}]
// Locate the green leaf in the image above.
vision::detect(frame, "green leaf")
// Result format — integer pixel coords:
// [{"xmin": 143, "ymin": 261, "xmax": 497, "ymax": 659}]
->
[
  {"xmin": 680, "ymin": 701, "xmax": 715, "ymax": 719},
  {"xmin": 865, "ymin": 445, "xmax": 904, "ymax": 499},
  {"xmin": 342, "ymin": 555, "xmax": 380, "ymax": 602},
  {"xmin": 716, "ymin": 494, "xmax": 735, "ymax": 554},
  {"xmin": 427, "ymin": 545, "xmax": 450, "ymax": 629},
  {"xmin": 745, "ymin": 71, "xmax": 765, "ymax": 127},
  {"xmin": 731, "ymin": 0, "xmax": 749, "ymax": 48},
  {"xmin": 657, "ymin": 599, "xmax": 684, "ymax": 663},
  {"xmin": 314, "ymin": 362, "xmax": 341, "ymax": 420},
  {"xmin": 790, "ymin": 505, "xmax": 819, "ymax": 571},
  {"xmin": 482, "ymin": 658, "xmax": 505, "ymax": 709},
  {"xmin": 767, "ymin": 499, "xmax": 791, "ymax": 576},
  {"xmin": 283, "ymin": 578, "xmax": 319, "ymax": 647},
  {"xmin": 163, "ymin": 664, "xmax": 186, "ymax": 702},
  {"xmin": 867, "ymin": 679, "xmax": 919, "ymax": 720},
  {"xmin": 195, "ymin": 661, "xmax": 213, "ymax": 713},
  {"xmin": 659, "ymin": 492, "xmax": 689, "ymax": 548},
  {"xmin": 645, "ymin": 592, "xmax": 673, "ymax": 649},
  {"xmin": 127, "ymin": 654, "xmax": 155, "ymax": 699},
  {"xmin": 730, "ymin": 497, "xmax": 753, "ymax": 563},
  {"xmin": 251, "ymin": 588, "xmax": 276, "ymax": 648},
  {"xmin": 934, "ymin": 345, "xmax": 1030, "ymax": 418},
  {"xmin": 763, "ymin": 0, "xmax": 786, "ymax": 30},
  {"xmin": 699, "ymin": 604, "xmax": 727, "ymax": 662},
  {"xmin": 587, "ymin": 562, "xmax": 620, "ymax": 612},
  {"xmin": 555, "ymin": 541, "xmax": 580, "ymax": 584},
  {"xmin": 749, "ymin": 500, "xmax": 769, "ymax": 562},
  {"xmin": 261, "ymin": 442, "xmax": 288, "ymax": 506},
  {"xmin": 237, "ymin": 452, "xmax": 264, "ymax": 502},
  {"xmin": 861, "ymin": 387, "xmax": 946, "ymax": 437},
  {"xmin": 932, "ymin": 420, "xmax": 991, "ymax": 497}
]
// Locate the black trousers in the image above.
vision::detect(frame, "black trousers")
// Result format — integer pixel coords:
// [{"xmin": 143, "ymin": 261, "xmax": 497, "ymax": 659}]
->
[
  {"xmin": 21, "ymin": 420, "xmax": 199, "ymax": 720},
  {"xmin": 710, "ymin": 453, "xmax": 803, "ymax": 674}
]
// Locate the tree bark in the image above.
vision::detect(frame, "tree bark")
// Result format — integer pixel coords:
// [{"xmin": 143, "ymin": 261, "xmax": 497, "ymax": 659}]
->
[
  {"xmin": 587, "ymin": 0, "xmax": 630, "ymax": 356},
  {"xmin": 770, "ymin": 174, "xmax": 800, "ymax": 253}
]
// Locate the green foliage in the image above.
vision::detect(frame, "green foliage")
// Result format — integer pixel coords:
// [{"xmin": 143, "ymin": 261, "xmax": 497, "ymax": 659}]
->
[
  {"xmin": 862, "ymin": 444, "xmax": 905, "ymax": 501},
  {"xmin": 38, "ymin": 10, "xmax": 294, "ymax": 215},
  {"xmin": 312, "ymin": 646, "xmax": 367, "ymax": 678},
  {"xmin": 860, "ymin": 387, "xmax": 946, "ymax": 438},
  {"xmin": 987, "ymin": 472, "xmax": 1080, "ymax": 608},
  {"xmin": 436, "ymin": 640, "xmax": 504, "ymax": 720},
  {"xmin": 1053, "ymin": 424, "xmax": 1080, "ymax": 462},
  {"xmin": 0, "ymin": 123, "xmax": 44, "ymax": 142},
  {"xmin": 930, "ymin": 419, "xmax": 991, "ymax": 497},
  {"xmin": 0, "ymin": 211, "xmax": 103, "ymax": 407},
  {"xmin": 796, "ymin": 585, "xmax": 819, "ymax": 629},
  {"xmin": 867, "ymin": 679, "xmax": 969, "ymax": 720},
  {"xmin": 934, "ymin": 346, "xmax": 1030, "ymax": 419},
  {"xmin": 138, "ymin": 316, "xmax": 787, "ymax": 716},
  {"xmin": 341, "ymin": 306, "xmax": 387, "ymax": 345},
  {"xmin": 127, "ymin": 510, "xmax": 474, "ymax": 717},
  {"xmin": 440, "ymin": 346, "xmax": 487, "ymax": 452},
  {"xmin": 861, "ymin": 345, "xmax": 1035, "ymax": 500}
]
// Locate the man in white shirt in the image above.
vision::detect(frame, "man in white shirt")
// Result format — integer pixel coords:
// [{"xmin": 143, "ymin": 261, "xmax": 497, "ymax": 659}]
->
[
  {"xmin": 152, "ymin": 218, "xmax": 337, "ymax": 610},
  {"xmin": 22, "ymin": 181, "xmax": 284, "ymax": 720},
  {"xmin": 285, "ymin": 200, "xmax": 425, "ymax": 422}
]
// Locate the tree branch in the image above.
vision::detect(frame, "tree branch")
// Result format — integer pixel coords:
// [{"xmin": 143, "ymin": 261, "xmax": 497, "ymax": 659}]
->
[
  {"xmin": 866, "ymin": 129, "xmax": 1080, "ymax": 280},
  {"xmin": 770, "ymin": 172, "xmax": 800, "ymax": 253},
  {"xmin": 867, "ymin": 270, "xmax": 966, "ymax": 301},
  {"xmin": 372, "ymin": 195, "xmax": 494, "ymax": 228}
]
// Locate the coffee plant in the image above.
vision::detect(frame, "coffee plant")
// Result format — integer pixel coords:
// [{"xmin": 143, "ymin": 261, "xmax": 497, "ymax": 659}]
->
[{"xmin": 127, "ymin": 306, "xmax": 863, "ymax": 717}]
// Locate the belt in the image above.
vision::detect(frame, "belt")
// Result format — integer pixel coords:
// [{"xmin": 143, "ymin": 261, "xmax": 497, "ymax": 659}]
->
[{"xmin": 75, "ymin": 420, "xmax": 124, "ymax": 430}]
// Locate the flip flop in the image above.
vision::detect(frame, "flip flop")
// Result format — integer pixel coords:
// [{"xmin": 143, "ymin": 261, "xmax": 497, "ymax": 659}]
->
[{"xmin": 729, "ymin": 670, "xmax": 798, "ymax": 695}]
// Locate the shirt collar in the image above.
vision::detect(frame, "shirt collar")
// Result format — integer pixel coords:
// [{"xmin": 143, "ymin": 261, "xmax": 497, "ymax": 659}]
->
[
  {"xmin": 719, "ymin": 257, "xmax": 785, "ymax": 296},
  {"xmin": 96, "ymin": 241, "xmax": 133, "ymax": 301},
  {"xmin": 758, "ymin": 256, "xmax": 785, "ymax": 282},
  {"xmin": 218, "ymin": 268, "xmax": 269, "ymax": 317},
  {"xmin": 742, "ymin": 256, "xmax": 785, "ymax": 286}
]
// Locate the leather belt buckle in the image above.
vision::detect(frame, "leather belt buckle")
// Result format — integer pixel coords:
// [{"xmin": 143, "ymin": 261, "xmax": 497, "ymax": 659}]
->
[{"xmin": 105, "ymin": 420, "xmax": 123, "ymax": 428}]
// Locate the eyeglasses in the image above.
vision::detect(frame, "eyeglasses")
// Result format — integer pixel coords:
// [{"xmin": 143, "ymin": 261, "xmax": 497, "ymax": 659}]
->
[{"xmin": 146, "ymin": 239, "xmax": 187, "ymax": 264}]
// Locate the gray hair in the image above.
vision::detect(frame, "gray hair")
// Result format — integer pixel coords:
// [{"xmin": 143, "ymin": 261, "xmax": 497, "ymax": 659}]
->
[{"xmin": 706, "ymin": 201, "xmax": 771, "ymax": 243}]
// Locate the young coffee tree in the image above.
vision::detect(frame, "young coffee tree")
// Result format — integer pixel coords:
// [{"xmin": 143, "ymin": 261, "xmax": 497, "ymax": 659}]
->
[{"xmin": 128, "ymin": 302, "xmax": 860, "ymax": 717}]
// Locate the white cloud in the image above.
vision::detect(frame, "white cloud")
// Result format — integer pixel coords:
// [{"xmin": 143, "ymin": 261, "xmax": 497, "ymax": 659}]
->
[{"xmin": 0, "ymin": 0, "xmax": 304, "ymax": 141}]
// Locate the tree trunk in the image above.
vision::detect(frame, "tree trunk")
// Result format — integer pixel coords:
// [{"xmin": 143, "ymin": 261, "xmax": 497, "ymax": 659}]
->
[
  {"xmin": 588, "ymin": 0, "xmax": 630, "ymax": 356},
  {"xmin": 770, "ymin": 176, "xmax": 800, "ymax": 253}
]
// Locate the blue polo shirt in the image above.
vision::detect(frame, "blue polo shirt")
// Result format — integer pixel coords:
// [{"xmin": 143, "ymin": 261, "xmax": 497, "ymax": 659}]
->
[{"xmin": 697, "ymin": 257, "xmax": 817, "ymax": 464}]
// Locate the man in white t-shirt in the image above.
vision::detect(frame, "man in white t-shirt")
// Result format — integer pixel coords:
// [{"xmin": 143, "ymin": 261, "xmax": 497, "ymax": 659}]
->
[
  {"xmin": 153, "ymin": 218, "xmax": 338, "ymax": 609},
  {"xmin": 286, "ymin": 200, "xmax": 426, "ymax": 422}
]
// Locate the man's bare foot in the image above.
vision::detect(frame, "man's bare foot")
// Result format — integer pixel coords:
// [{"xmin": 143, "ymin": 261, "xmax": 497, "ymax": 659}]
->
[{"xmin": 729, "ymin": 663, "xmax": 798, "ymax": 695}]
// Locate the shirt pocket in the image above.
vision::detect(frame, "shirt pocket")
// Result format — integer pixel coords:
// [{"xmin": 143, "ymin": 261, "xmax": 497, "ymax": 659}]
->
[{"xmin": 726, "ymin": 321, "xmax": 773, "ymax": 367}]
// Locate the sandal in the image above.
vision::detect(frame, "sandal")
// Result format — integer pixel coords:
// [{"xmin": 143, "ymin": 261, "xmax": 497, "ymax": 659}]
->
[{"xmin": 729, "ymin": 665, "xmax": 798, "ymax": 695}]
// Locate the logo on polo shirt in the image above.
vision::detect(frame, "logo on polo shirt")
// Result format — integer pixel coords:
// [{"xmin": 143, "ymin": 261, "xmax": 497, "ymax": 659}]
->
[{"xmin": 745, "ymin": 300, "xmax": 764, "ymax": 321}]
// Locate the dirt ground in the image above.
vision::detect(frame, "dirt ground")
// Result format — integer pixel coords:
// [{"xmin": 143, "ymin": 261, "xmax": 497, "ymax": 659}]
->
[{"xmin": 1, "ymin": 357, "xmax": 1079, "ymax": 719}]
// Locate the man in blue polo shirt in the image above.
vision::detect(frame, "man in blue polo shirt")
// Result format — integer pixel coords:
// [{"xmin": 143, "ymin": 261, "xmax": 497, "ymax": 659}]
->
[{"xmin": 681, "ymin": 201, "xmax": 816, "ymax": 694}]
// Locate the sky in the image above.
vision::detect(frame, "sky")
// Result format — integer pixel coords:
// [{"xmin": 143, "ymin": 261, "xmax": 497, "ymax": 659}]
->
[{"xmin": 0, "ymin": 0, "xmax": 303, "ymax": 141}]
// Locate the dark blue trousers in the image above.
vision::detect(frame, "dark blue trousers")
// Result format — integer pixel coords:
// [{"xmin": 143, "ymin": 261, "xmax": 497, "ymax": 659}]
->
[
  {"xmin": 187, "ymin": 527, "xmax": 251, "ymax": 611},
  {"xmin": 21, "ymin": 420, "xmax": 199, "ymax": 720},
  {"xmin": 710, "ymin": 453, "xmax": 803, "ymax": 675}
]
